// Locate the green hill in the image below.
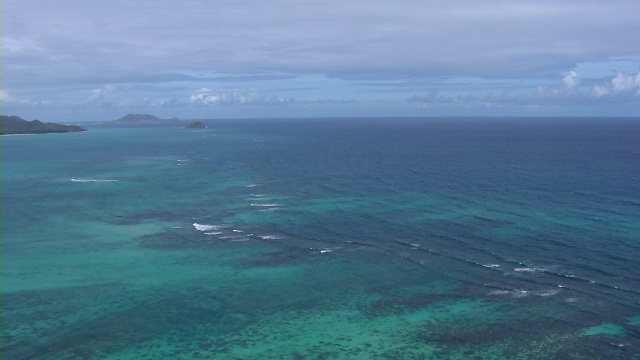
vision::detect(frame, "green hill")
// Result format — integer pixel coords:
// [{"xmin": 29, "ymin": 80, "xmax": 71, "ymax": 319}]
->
[{"xmin": 0, "ymin": 115, "xmax": 86, "ymax": 135}]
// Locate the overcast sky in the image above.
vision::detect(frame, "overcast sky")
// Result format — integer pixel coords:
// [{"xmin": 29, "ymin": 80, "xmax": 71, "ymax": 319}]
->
[{"xmin": 2, "ymin": 0, "xmax": 640, "ymax": 121}]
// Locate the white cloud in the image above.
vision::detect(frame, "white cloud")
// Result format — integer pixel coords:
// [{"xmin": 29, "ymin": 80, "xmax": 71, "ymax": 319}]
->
[
  {"xmin": 89, "ymin": 84, "xmax": 118, "ymax": 102},
  {"xmin": 514, "ymin": 71, "xmax": 640, "ymax": 103},
  {"xmin": 561, "ymin": 71, "xmax": 580, "ymax": 90},
  {"xmin": 592, "ymin": 72, "xmax": 640, "ymax": 98},
  {"xmin": 0, "ymin": 94, "xmax": 51, "ymax": 107},
  {"xmin": 409, "ymin": 70, "xmax": 640, "ymax": 106},
  {"xmin": 189, "ymin": 89, "xmax": 293, "ymax": 106},
  {"xmin": 1, "ymin": 37, "xmax": 46, "ymax": 56}
]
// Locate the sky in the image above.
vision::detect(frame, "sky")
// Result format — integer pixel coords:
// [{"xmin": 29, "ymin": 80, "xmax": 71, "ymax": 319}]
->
[{"xmin": 2, "ymin": 0, "xmax": 640, "ymax": 122}]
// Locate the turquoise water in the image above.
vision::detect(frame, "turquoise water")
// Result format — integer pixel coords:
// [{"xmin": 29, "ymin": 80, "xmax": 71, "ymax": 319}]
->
[{"xmin": 2, "ymin": 118, "xmax": 640, "ymax": 359}]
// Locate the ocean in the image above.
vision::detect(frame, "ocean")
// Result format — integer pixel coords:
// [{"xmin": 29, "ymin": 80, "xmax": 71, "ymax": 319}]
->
[{"xmin": 2, "ymin": 117, "xmax": 640, "ymax": 359}]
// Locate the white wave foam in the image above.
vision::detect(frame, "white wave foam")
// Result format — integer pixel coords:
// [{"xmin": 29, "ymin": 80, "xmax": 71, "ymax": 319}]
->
[
  {"xmin": 251, "ymin": 203, "xmax": 283, "ymax": 207},
  {"xmin": 489, "ymin": 289, "xmax": 529, "ymax": 298},
  {"xmin": 512, "ymin": 290, "xmax": 529, "ymax": 298},
  {"xmin": 483, "ymin": 264, "xmax": 501, "ymax": 268},
  {"xmin": 488, "ymin": 290, "xmax": 510, "ymax": 295},
  {"xmin": 259, "ymin": 235, "xmax": 282, "ymax": 240},
  {"xmin": 320, "ymin": 249, "xmax": 333, "ymax": 254},
  {"xmin": 71, "ymin": 178, "xmax": 117, "ymax": 183},
  {"xmin": 193, "ymin": 223, "xmax": 226, "ymax": 232},
  {"xmin": 245, "ymin": 184, "xmax": 260, "ymax": 188},
  {"xmin": 490, "ymin": 288, "xmax": 558, "ymax": 298},
  {"xmin": 533, "ymin": 289, "xmax": 559, "ymax": 297},
  {"xmin": 514, "ymin": 267, "xmax": 545, "ymax": 272},
  {"xmin": 204, "ymin": 231, "xmax": 222, "ymax": 235}
]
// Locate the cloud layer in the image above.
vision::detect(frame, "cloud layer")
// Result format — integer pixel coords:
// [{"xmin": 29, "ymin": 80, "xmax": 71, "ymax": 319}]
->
[{"xmin": 2, "ymin": 0, "xmax": 639, "ymax": 120}]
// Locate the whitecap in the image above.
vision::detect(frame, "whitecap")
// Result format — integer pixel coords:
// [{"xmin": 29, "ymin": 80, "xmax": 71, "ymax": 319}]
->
[
  {"xmin": 483, "ymin": 264, "xmax": 501, "ymax": 268},
  {"xmin": 204, "ymin": 231, "xmax": 222, "ymax": 235},
  {"xmin": 514, "ymin": 267, "xmax": 542, "ymax": 272},
  {"xmin": 193, "ymin": 223, "xmax": 226, "ymax": 232},
  {"xmin": 245, "ymin": 184, "xmax": 260, "ymax": 188},
  {"xmin": 488, "ymin": 290, "xmax": 510, "ymax": 296},
  {"xmin": 533, "ymin": 289, "xmax": 559, "ymax": 297},
  {"xmin": 512, "ymin": 290, "xmax": 530, "ymax": 298},
  {"xmin": 490, "ymin": 289, "xmax": 530, "ymax": 298},
  {"xmin": 251, "ymin": 203, "xmax": 283, "ymax": 207},
  {"xmin": 71, "ymin": 178, "xmax": 117, "ymax": 183},
  {"xmin": 320, "ymin": 249, "xmax": 333, "ymax": 254},
  {"xmin": 259, "ymin": 235, "xmax": 282, "ymax": 240}
]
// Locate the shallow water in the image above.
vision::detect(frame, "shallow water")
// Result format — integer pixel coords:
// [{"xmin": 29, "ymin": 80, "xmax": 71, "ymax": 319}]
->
[{"xmin": 3, "ymin": 118, "xmax": 640, "ymax": 359}]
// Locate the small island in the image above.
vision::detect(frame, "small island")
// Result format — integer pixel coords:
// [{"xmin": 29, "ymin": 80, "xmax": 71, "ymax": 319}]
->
[
  {"xmin": 0, "ymin": 115, "xmax": 86, "ymax": 135},
  {"xmin": 108, "ymin": 113, "xmax": 180, "ymax": 124},
  {"xmin": 185, "ymin": 121, "xmax": 206, "ymax": 129}
]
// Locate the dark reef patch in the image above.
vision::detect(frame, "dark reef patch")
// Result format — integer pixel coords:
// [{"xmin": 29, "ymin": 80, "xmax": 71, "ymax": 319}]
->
[{"xmin": 137, "ymin": 230, "xmax": 219, "ymax": 250}]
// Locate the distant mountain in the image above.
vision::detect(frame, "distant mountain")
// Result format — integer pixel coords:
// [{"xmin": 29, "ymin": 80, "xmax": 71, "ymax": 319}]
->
[
  {"xmin": 0, "ymin": 115, "xmax": 86, "ymax": 135},
  {"xmin": 109, "ymin": 114, "xmax": 179, "ymax": 124}
]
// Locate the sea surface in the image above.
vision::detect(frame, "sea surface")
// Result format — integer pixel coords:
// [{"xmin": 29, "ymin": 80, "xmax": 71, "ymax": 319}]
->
[{"xmin": 2, "ymin": 117, "xmax": 640, "ymax": 359}]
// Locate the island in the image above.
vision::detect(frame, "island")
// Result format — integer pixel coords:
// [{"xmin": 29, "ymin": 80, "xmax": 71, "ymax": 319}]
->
[
  {"xmin": 0, "ymin": 115, "xmax": 86, "ymax": 135},
  {"xmin": 185, "ymin": 120, "xmax": 206, "ymax": 129},
  {"xmin": 107, "ymin": 113, "xmax": 180, "ymax": 124}
]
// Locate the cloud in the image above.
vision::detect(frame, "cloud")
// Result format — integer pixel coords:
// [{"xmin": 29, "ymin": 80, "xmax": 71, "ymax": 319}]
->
[
  {"xmin": 302, "ymin": 99, "xmax": 356, "ymax": 104},
  {"xmin": 3, "ymin": 1, "xmax": 640, "ymax": 120},
  {"xmin": 4, "ymin": 0, "xmax": 640, "ymax": 86},
  {"xmin": 89, "ymin": 84, "xmax": 118, "ymax": 103},
  {"xmin": 561, "ymin": 71, "xmax": 580, "ymax": 90},
  {"xmin": 408, "ymin": 92, "xmax": 454, "ymax": 104},
  {"xmin": 408, "ymin": 70, "xmax": 640, "ymax": 107},
  {"xmin": 0, "ymin": 90, "xmax": 51, "ymax": 107},
  {"xmin": 592, "ymin": 72, "xmax": 640, "ymax": 98},
  {"xmin": 189, "ymin": 89, "xmax": 293, "ymax": 107},
  {"xmin": 529, "ymin": 71, "xmax": 640, "ymax": 102},
  {"xmin": 1, "ymin": 37, "xmax": 46, "ymax": 56}
]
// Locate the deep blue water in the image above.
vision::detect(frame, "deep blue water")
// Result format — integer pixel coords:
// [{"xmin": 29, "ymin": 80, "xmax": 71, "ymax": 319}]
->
[{"xmin": 3, "ymin": 117, "xmax": 640, "ymax": 359}]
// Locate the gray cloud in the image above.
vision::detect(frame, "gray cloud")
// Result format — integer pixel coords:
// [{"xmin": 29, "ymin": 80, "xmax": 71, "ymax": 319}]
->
[
  {"xmin": 408, "ymin": 92, "xmax": 454, "ymax": 104},
  {"xmin": 4, "ymin": 1, "xmax": 639, "ymax": 84},
  {"xmin": 2, "ymin": 0, "xmax": 639, "ymax": 120}
]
